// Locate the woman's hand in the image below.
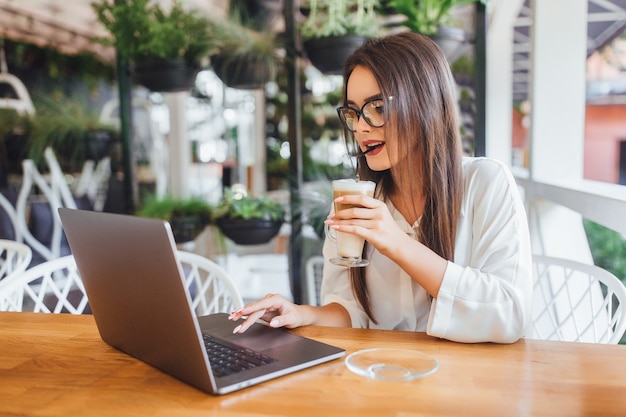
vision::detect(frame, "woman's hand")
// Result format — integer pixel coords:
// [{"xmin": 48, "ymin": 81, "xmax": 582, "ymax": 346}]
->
[
  {"xmin": 325, "ymin": 194, "xmax": 406, "ymax": 258},
  {"xmin": 228, "ymin": 294, "xmax": 308, "ymax": 334}
]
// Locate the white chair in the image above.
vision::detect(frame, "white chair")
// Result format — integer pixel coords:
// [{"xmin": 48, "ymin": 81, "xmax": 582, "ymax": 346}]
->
[
  {"xmin": 177, "ymin": 250, "xmax": 244, "ymax": 315},
  {"xmin": 0, "ymin": 239, "xmax": 32, "ymax": 281},
  {"xmin": 73, "ymin": 157, "xmax": 112, "ymax": 212},
  {"xmin": 0, "ymin": 192, "xmax": 21, "ymax": 241},
  {"xmin": 305, "ymin": 255, "xmax": 324, "ymax": 306},
  {"xmin": 0, "ymin": 250, "xmax": 244, "ymax": 316},
  {"xmin": 0, "ymin": 68, "xmax": 35, "ymax": 116},
  {"xmin": 531, "ymin": 255, "xmax": 626, "ymax": 344},
  {"xmin": 0, "ymin": 255, "xmax": 88, "ymax": 313},
  {"xmin": 15, "ymin": 148, "xmax": 78, "ymax": 263}
]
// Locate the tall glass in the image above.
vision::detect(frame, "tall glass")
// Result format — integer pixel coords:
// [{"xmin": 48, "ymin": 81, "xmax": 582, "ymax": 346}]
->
[{"xmin": 327, "ymin": 179, "xmax": 376, "ymax": 267}]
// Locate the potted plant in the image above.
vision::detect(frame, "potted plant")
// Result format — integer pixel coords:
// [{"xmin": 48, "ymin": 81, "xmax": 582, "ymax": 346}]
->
[
  {"xmin": 387, "ymin": 0, "xmax": 486, "ymax": 62},
  {"xmin": 299, "ymin": 0, "xmax": 382, "ymax": 75},
  {"xmin": 137, "ymin": 196, "xmax": 213, "ymax": 243},
  {"xmin": 208, "ymin": 10, "xmax": 281, "ymax": 89},
  {"xmin": 229, "ymin": 0, "xmax": 283, "ymax": 31},
  {"xmin": 92, "ymin": 0, "xmax": 215, "ymax": 92},
  {"xmin": 24, "ymin": 95, "xmax": 119, "ymax": 173},
  {"xmin": 212, "ymin": 186, "xmax": 286, "ymax": 245},
  {"xmin": 0, "ymin": 94, "xmax": 119, "ymax": 175}
]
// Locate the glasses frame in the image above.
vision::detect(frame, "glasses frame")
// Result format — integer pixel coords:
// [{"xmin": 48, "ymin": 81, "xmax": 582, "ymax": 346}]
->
[{"xmin": 336, "ymin": 96, "xmax": 393, "ymax": 132}]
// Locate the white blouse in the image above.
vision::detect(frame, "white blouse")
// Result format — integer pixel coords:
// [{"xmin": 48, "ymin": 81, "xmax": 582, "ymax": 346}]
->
[{"xmin": 321, "ymin": 157, "xmax": 533, "ymax": 343}]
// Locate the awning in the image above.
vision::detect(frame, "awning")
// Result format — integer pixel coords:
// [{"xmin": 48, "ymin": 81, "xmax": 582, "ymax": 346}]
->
[
  {"xmin": 513, "ymin": 0, "xmax": 626, "ymax": 101},
  {"xmin": 0, "ymin": 0, "xmax": 227, "ymax": 63}
]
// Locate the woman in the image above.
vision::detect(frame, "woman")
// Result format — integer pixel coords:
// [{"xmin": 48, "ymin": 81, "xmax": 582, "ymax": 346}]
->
[{"xmin": 229, "ymin": 32, "xmax": 533, "ymax": 343}]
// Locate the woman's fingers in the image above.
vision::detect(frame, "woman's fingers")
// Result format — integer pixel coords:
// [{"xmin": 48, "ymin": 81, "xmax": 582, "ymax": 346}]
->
[
  {"xmin": 229, "ymin": 294, "xmax": 290, "ymax": 334},
  {"xmin": 231, "ymin": 308, "xmax": 267, "ymax": 334},
  {"xmin": 334, "ymin": 194, "xmax": 379, "ymax": 209}
]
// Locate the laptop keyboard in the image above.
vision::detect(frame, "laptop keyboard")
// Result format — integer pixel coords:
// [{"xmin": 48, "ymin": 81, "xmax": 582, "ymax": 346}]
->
[{"xmin": 202, "ymin": 333, "xmax": 277, "ymax": 378}]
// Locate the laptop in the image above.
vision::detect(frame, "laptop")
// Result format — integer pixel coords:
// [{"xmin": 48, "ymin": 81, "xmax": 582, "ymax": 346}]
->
[{"xmin": 58, "ymin": 208, "xmax": 345, "ymax": 395}]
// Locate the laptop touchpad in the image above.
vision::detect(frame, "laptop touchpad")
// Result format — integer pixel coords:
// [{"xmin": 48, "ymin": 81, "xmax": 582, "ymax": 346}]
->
[{"xmin": 228, "ymin": 323, "xmax": 303, "ymax": 350}]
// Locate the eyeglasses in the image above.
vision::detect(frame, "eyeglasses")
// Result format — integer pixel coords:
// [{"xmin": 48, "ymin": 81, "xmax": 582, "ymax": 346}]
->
[{"xmin": 336, "ymin": 96, "xmax": 393, "ymax": 132}]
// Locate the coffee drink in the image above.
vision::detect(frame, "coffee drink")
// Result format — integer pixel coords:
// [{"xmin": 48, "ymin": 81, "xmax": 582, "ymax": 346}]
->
[{"xmin": 329, "ymin": 179, "xmax": 376, "ymax": 265}]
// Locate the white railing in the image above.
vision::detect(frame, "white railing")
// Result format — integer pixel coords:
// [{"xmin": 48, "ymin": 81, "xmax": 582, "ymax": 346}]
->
[{"xmin": 514, "ymin": 168, "xmax": 626, "ymax": 267}]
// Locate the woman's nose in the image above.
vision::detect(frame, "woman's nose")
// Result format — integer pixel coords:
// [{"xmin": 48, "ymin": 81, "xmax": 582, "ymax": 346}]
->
[{"xmin": 354, "ymin": 113, "xmax": 370, "ymax": 132}]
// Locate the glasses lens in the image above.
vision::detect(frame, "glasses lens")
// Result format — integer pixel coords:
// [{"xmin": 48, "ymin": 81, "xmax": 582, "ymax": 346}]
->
[
  {"xmin": 338, "ymin": 108, "xmax": 358, "ymax": 131},
  {"xmin": 362, "ymin": 99, "xmax": 386, "ymax": 127}
]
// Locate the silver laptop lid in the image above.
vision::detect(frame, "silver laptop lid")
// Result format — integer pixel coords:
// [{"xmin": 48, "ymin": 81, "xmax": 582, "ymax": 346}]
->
[{"xmin": 59, "ymin": 208, "xmax": 216, "ymax": 393}]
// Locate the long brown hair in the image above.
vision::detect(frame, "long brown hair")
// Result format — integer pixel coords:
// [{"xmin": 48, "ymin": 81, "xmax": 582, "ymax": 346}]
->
[{"xmin": 340, "ymin": 32, "xmax": 463, "ymax": 322}]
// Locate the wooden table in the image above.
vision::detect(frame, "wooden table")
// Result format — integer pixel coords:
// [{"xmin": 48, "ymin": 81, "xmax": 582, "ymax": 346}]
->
[{"xmin": 1, "ymin": 312, "xmax": 625, "ymax": 417}]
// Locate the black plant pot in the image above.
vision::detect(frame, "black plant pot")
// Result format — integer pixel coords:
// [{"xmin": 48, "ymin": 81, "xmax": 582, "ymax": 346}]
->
[
  {"xmin": 132, "ymin": 58, "xmax": 200, "ymax": 92},
  {"xmin": 430, "ymin": 26, "xmax": 467, "ymax": 63},
  {"xmin": 216, "ymin": 218, "xmax": 283, "ymax": 245},
  {"xmin": 211, "ymin": 53, "xmax": 274, "ymax": 90},
  {"xmin": 170, "ymin": 215, "xmax": 206, "ymax": 243},
  {"xmin": 85, "ymin": 130, "xmax": 118, "ymax": 161},
  {"xmin": 303, "ymin": 35, "xmax": 368, "ymax": 75}
]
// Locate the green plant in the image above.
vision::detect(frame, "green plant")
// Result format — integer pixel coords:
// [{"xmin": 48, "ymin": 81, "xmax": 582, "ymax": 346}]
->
[
  {"xmin": 6, "ymin": 39, "xmax": 115, "ymax": 92},
  {"xmin": 207, "ymin": 6, "xmax": 281, "ymax": 88},
  {"xmin": 26, "ymin": 94, "xmax": 119, "ymax": 172},
  {"xmin": 389, "ymin": 0, "xmax": 486, "ymax": 35},
  {"xmin": 211, "ymin": 13, "xmax": 278, "ymax": 58},
  {"xmin": 584, "ymin": 219, "xmax": 626, "ymax": 284},
  {"xmin": 583, "ymin": 219, "xmax": 626, "ymax": 345},
  {"xmin": 300, "ymin": 0, "xmax": 382, "ymax": 40},
  {"xmin": 137, "ymin": 195, "xmax": 213, "ymax": 243},
  {"xmin": 92, "ymin": 0, "xmax": 215, "ymax": 63},
  {"xmin": 212, "ymin": 187, "xmax": 286, "ymax": 221},
  {"xmin": 137, "ymin": 196, "xmax": 212, "ymax": 221}
]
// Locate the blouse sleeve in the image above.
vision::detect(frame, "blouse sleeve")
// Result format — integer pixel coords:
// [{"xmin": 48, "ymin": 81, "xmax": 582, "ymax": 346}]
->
[
  {"xmin": 426, "ymin": 158, "xmax": 533, "ymax": 343},
  {"xmin": 320, "ymin": 234, "xmax": 371, "ymax": 328}
]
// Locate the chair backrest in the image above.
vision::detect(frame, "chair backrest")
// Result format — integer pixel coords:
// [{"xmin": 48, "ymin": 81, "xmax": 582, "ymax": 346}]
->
[
  {"xmin": 0, "ymin": 251, "xmax": 244, "ymax": 316},
  {"xmin": 0, "ymin": 255, "xmax": 88, "ymax": 313},
  {"xmin": 531, "ymin": 254, "xmax": 626, "ymax": 344},
  {"xmin": 0, "ymin": 72, "xmax": 35, "ymax": 116},
  {"xmin": 73, "ymin": 157, "xmax": 112, "ymax": 212},
  {"xmin": 0, "ymin": 239, "xmax": 32, "ymax": 281},
  {"xmin": 305, "ymin": 255, "xmax": 324, "ymax": 306},
  {"xmin": 0, "ymin": 192, "xmax": 21, "ymax": 241},
  {"xmin": 177, "ymin": 250, "xmax": 244, "ymax": 315},
  {"xmin": 15, "ymin": 148, "xmax": 77, "ymax": 263}
]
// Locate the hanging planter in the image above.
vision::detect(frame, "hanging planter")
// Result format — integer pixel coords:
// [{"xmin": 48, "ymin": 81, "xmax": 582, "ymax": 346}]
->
[
  {"xmin": 136, "ymin": 196, "xmax": 213, "ymax": 244},
  {"xmin": 92, "ymin": 0, "xmax": 214, "ymax": 91},
  {"xmin": 132, "ymin": 59, "xmax": 200, "ymax": 92},
  {"xmin": 298, "ymin": 0, "xmax": 380, "ymax": 75},
  {"xmin": 211, "ymin": 187, "xmax": 286, "ymax": 245},
  {"xmin": 211, "ymin": 53, "xmax": 274, "ymax": 90},
  {"xmin": 170, "ymin": 215, "xmax": 207, "ymax": 243},
  {"xmin": 229, "ymin": 0, "xmax": 283, "ymax": 31},
  {"xmin": 303, "ymin": 35, "xmax": 368, "ymax": 75},
  {"xmin": 429, "ymin": 26, "xmax": 467, "ymax": 63},
  {"xmin": 85, "ymin": 129, "xmax": 119, "ymax": 161},
  {"xmin": 216, "ymin": 218, "xmax": 283, "ymax": 245},
  {"xmin": 388, "ymin": 0, "xmax": 482, "ymax": 62}
]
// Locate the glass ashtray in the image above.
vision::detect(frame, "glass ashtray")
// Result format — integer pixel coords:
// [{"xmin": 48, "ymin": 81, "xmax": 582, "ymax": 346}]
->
[{"xmin": 345, "ymin": 348, "xmax": 439, "ymax": 381}]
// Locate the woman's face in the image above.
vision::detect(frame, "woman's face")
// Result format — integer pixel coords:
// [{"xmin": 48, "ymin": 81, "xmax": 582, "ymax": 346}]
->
[{"xmin": 345, "ymin": 65, "xmax": 394, "ymax": 171}]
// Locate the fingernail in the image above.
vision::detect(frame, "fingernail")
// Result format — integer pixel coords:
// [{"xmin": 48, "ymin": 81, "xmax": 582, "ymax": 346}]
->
[
  {"xmin": 270, "ymin": 319, "xmax": 279, "ymax": 327},
  {"xmin": 232, "ymin": 325, "xmax": 242, "ymax": 334}
]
